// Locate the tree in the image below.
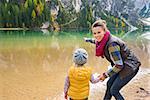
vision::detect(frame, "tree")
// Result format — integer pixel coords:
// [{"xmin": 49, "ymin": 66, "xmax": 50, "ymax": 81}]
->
[{"xmin": 0, "ymin": 0, "xmax": 50, "ymax": 28}]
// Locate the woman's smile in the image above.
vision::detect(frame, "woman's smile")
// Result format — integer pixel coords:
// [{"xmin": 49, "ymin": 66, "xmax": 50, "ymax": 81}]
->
[{"xmin": 92, "ymin": 26, "xmax": 105, "ymax": 42}]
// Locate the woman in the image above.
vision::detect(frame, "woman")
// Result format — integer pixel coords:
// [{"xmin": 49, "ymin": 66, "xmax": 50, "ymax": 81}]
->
[{"xmin": 84, "ymin": 19, "xmax": 141, "ymax": 100}]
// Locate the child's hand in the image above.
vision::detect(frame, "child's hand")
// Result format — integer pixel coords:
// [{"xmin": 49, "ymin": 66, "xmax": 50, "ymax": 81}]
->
[{"xmin": 64, "ymin": 92, "xmax": 68, "ymax": 100}]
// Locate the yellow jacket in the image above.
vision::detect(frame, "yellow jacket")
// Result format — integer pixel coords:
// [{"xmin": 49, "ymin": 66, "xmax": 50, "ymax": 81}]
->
[{"xmin": 68, "ymin": 66, "xmax": 92, "ymax": 100}]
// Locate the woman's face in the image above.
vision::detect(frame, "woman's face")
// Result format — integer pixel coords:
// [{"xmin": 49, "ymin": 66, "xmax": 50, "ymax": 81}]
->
[{"xmin": 92, "ymin": 26, "xmax": 105, "ymax": 42}]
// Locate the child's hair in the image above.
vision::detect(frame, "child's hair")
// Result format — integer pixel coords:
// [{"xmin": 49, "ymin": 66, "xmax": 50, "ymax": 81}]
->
[
  {"xmin": 73, "ymin": 48, "xmax": 88, "ymax": 66},
  {"xmin": 92, "ymin": 19, "xmax": 108, "ymax": 32}
]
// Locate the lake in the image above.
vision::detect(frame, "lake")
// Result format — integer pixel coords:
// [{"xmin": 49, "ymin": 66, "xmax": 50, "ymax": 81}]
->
[{"xmin": 0, "ymin": 29, "xmax": 150, "ymax": 100}]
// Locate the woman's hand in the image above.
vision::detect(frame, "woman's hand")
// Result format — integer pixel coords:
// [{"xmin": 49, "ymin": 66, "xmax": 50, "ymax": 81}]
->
[
  {"xmin": 83, "ymin": 37, "xmax": 90, "ymax": 42},
  {"xmin": 99, "ymin": 73, "xmax": 108, "ymax": 81},
  {"xmin": 99, "ymin": 74, "xmax": 106, "ymax": 81},
  {"xmin": 83, "ymin": 37, "xmax": 96, "ymax": 44}
]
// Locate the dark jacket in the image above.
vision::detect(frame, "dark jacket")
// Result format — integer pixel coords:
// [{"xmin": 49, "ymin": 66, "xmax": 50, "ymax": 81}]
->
[{"xmin": 104, "ymin": 35, "xmax": 141, "ymax": 78}]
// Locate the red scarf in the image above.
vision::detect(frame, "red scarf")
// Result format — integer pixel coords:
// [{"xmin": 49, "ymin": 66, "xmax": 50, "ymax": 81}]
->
[{"xmin": 96, "ymin": 31, "xmax": 110, "ymax": 57}]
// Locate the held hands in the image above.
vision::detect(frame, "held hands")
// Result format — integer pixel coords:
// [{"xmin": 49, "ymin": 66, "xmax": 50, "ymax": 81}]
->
[
  {"xmin": 99, "ymin": 73, "xmax": 108, "ymax": 81},
  {"xmin": 99, "ymin": 74, "xmax": 106, "ymax": 81}
]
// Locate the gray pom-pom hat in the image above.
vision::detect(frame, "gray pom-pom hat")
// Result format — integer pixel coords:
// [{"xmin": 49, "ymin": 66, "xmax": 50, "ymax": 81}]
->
[{"xmin": 73, "ymin": 48, "xmax": 88, "ymax": 65}]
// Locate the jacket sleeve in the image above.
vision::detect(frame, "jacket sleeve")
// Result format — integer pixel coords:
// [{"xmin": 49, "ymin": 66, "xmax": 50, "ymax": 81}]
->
[
  {"xmin": 64, "ymin": 76, "xmax": 70, "ymax": 94},
  {"xmin": 105, "ymin": 42, "xmax": 124, "ymax": 77}
]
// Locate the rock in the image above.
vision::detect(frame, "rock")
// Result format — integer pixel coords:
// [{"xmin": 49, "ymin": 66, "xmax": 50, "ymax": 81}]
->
[{"xmin": 140, "ymin": 87, "xmax": 145, "ymax": 91}]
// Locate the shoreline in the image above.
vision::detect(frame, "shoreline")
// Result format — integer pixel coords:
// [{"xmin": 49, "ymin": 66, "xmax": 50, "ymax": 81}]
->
[{"xmin": 0, "ymin": 28, "xmax": 29, "ymax": 31}]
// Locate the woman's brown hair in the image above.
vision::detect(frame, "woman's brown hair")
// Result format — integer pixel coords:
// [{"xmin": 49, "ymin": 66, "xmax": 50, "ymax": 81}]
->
[{"xmin": 92, "ymin": 19, "xmax": 108, "ymax": 32}]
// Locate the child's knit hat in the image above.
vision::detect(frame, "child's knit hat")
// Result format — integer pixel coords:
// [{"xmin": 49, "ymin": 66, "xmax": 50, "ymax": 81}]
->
[{"xmin": 73, "ymin": 48, "xmax": 88, "ymax": 65}]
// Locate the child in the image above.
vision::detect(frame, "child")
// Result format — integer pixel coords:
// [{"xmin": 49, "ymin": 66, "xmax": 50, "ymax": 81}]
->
[{"xmin": 64, "ymin": 48, "xmax": 100, "ymax": 100}]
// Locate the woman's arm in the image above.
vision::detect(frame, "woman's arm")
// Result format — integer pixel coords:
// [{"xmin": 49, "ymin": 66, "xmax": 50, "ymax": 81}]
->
[{"xmin": 105, "ymin": 43, "xmax": 124, "ymax": 77}]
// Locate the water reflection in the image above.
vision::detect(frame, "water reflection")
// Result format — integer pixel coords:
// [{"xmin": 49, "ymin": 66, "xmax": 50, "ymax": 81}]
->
[
  {"xmin": 123, "ymin": 29, "xmax": 150, "ymax": 67},
  {"xmin": 137, "ymin": 31, "xmax": 150, "ymax": 67}
]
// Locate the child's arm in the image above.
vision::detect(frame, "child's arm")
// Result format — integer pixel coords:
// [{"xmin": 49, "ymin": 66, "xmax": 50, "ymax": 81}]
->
[
  {"xmin": 84, "ymin": 37, "xmax": 96, "ymax": 44},
  {"xmin": 64, "ymin": 76, "xmax": 70, "ymax": 99},
  {"xmin": 90, "ymin": 74, "xmax": 100, "ymax": 83}
]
